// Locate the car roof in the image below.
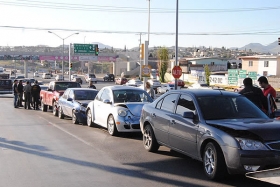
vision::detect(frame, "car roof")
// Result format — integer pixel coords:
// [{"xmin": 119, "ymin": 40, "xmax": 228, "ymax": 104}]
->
[
  {"xmin": 168, "ymin": 89, "xmax": 239, "ymax": 97},
  {"xmin": 65, "ymin": 88, "xmax": 97, "ymax": 91},
  {"xmin": 105, "ymin": 85, "xmax": 143, "ymax": 91}
]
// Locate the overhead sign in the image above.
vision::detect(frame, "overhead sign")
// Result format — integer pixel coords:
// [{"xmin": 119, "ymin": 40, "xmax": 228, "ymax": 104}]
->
[
  {"xmin": 248, "ymin": 71, "xmax": 257, "ymax": 80},
  {"xmin": 39, "ymin": 55, "xmax": 116, "ymax": 62},
  {"xmin": 142, "ymin": 65, "xmax": 151, "ymax": 77},
  {"xmin": 228, "ymin": 69, "xmax": 238, "ymax": 85},
  {"xmin": 239, "ymin": 70, "xmax": 247, "ymax": 79},
  {"xmin": 172, "ymin": 66, "xmax": 182, "ymax": 79},
  {"xmin": 74, "ymin": 44, "xmax": 95, "ymax": 54}
]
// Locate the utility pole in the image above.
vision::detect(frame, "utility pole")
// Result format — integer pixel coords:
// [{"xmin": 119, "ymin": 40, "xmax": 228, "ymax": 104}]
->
[
  {"xmin": 139, "ymin": 32, "xmax": 143, "ymax": 80},
  {"xmin": 175, "ymin": 0, "xmax": 179, "ymax": 90}
]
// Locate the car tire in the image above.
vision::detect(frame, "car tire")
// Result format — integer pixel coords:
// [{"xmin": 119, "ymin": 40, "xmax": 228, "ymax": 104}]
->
[
  {"xmin": 143, "ymin": 124, "xmax": 159, "ymax": 152},
  {"xmin": 58, "ymin": 106, "xmax": 64, "ymax": 119},
  {"xmin": 52, "ymin": 102, "xmax": 58, "ymax": 116},
  {"xmin": 41, "ymin": 100, "xmax": 47, "ymax": 112},
  {"xmin": 203, "ymin": 142, "xmax": 227, "ymax": 180},
  {"xmin": 72, "ymin": 110, "xmax": 78, "ymax": 124},
  {"xmin": 107, "ymin": 115, "xmax": 118, "ymax": 136},
  {"xmin": 86, "ymin": 109, "xmax": 94, "ymax": 127}
]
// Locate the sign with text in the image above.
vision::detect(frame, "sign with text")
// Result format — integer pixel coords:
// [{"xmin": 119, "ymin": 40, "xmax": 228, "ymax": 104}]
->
[
  {"xmin": 228, "ymin": 69, "xmax": 238, "ymax": 85},
  {"xmin": 239, "ymin": 70, "xmax": 247, "ymax": 79},
  {"xmin": 172, "ymin": 66, "xmax": 182, "ymax": 79},
  {"xmin": 74, "ymin": 44, "xmax": 95, "ymax": 54},
  {"xmin": 248, "ymin": 71, "xmax": 257, "ymax": 80},
  {"xmin": 142, "ymin": 65, "xmax": 151, "ymax": 77}
]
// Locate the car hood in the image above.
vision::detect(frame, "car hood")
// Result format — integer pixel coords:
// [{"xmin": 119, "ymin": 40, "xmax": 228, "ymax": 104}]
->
[
  {"xmin": 206, "ymin": 119, "xmax": 280, "ymax": 141},
  {"xmin": 115, "ymin": 103, "xmax": 146, "ymax": 117}
]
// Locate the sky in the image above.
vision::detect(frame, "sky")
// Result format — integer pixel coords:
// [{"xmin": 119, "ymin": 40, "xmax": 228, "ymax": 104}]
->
[{"xmin": 0, "ymin": 0, "xmax": 280, "ymax": 49}]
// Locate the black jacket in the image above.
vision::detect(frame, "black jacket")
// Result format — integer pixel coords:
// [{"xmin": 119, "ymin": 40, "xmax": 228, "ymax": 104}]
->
[
  {"xmin": 31, "ymin": 84, "xmax": 41, "ymax": 96},
  {"xmin": 18, "ymin": 83, "xmax": 23, "ymax": 93},
  {"xmin": 239, "ymin": 86, "xmax": 268, "ymax": 111}
]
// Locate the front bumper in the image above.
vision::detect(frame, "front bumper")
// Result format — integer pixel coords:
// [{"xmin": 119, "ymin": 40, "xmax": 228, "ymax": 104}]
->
[
  {"xmin": 74, "ymin": 111, "xmax": 87, "ymax": 123},
  {"xmin": 115, "ymin": 115, "xmax": 141, "ymax": 132}
]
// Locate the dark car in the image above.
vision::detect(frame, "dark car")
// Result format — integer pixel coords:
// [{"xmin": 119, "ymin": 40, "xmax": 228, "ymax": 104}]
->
[
  {"xmin": 103, "ymin": 74, "xmax": 115, "ymax": 82},
  {"xmin": 140, "ymin": 89, "xmax": 280, "ymax": 180},
  {"xmin": 58, "ymin": 88, "xmax": 98, "ymax": 124}
]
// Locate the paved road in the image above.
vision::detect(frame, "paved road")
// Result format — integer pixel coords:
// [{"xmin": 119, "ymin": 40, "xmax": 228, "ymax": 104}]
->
[{"xmin": 0, "ymin": 95, "xmax": 278, "ymax": 187}]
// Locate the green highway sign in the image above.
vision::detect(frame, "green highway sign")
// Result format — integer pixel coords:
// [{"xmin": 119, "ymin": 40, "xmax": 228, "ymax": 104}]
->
[
  {"xmin": 228, "ymin": 77, "xmax": 238, "ymax": 81},
  {"xmin": 228, "ymin": 69, "xmax": 238, "ymax": 85},
  {"xmin": 74, "ymin": 44, "xmax": 99, "ymax": 55},
  {"xmin": 239, "ymin": 70, "xmax": 247, "ymax": 79},
  {"xmin": 248, "ymin": 71, "xmax": 257, "ymax": 80}
]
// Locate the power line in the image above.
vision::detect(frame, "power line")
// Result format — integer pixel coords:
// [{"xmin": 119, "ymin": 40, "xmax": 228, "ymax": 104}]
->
[
  {"xmin": 1, "ymin": 0, "xmax": 280, "ymax": 13},
  {"xmin": 1, "ymin": 25, "xmax": 279, "ymax": 35}
]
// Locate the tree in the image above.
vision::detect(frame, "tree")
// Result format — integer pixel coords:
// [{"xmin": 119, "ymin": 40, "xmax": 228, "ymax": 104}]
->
[
  {"xmin": 157, "ymin": 47, "xmax": 169, "ymax": 82},
  {"xmin": 204, "ymin": 64, "xmax": 211, "ymax": 85}
]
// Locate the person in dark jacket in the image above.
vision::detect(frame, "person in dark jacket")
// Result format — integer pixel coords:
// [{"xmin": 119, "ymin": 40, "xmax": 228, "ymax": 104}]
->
[
  {"xmin": 88, "ymin": 81, "xmax": 96, "ymax": 89},
  {"xmin": 17, "ymin": 80, "xmax": 24, "ymax": 107},
  {"xmin": 12, "ymin": 79, "xmax": 19, "ymax": 108},
  {"xmin": 239, "ymin": 77, "xmax": 268, "ymax": 112},
  {"xmin": 23, "ymin": 81, "xmax": 32, "ymax": 109},
  {"xmin": 31, "ymin": 80, "xmax": 41, "ymax": 110}
]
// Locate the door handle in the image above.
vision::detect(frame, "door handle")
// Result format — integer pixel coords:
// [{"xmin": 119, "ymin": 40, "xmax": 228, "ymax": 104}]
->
[
  {"xmin": 151, "ymin": 113, "xmax": 156, "ymax": 117},
  {"xmin": 170, "ymin": 120, "xmax": 175, "ymax": 125}
]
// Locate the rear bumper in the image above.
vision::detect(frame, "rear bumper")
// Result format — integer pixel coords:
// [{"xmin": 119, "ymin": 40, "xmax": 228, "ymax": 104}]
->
[{"xmin": 74, "ymin": 111, "xmax": 87, "ymax": 123}]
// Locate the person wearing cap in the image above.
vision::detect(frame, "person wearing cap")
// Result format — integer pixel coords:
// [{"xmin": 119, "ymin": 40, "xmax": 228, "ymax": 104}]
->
[
  {"xmin": 31, "ymin": 80, "xmax": 41, "ymax": 110},
  {"xmin": 239, "ymin": 77, "xmax": 268, "ymax": 112},
  {"xmin": 12, "ymin": 79, "xmax": 19, "ymax": 108},
  {"xmin": 23, "ymin": 81, "xmax": 32, "ymax": 109}
]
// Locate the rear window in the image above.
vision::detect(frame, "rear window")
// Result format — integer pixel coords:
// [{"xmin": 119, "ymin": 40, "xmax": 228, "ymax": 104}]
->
[
  {"xmin": 54, "ymin": 82, "xmax": 81, "ymax": 90},
  {"xmin": 89, "ymin": 74, "xmax": 96, "ymax": 78}
]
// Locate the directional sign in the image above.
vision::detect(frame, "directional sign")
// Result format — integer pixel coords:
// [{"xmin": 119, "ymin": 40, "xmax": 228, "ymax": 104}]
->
[
  {"xmin": 74, "ymin": 44, "xmax": 95, "ymax": 54},
  {"xmin": 228, "ymin": 69, "xmax": 238, "ymax": 85},
  {"xmin": 172, "ymin": 66, "xmax": 182, "ymax": 79},
  {"xmin": 239, "ymin": 70, "xmax": 247, "ymax": 79},
  {"xmin": 248, "ymin": 71, "xmax": 257, "ymax": 80}
]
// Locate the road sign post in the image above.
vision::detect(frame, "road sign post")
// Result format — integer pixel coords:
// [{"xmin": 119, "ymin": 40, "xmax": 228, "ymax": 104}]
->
[{"xmin": 172, "ymin": 66, "xmax": 182, "ymax": 79}]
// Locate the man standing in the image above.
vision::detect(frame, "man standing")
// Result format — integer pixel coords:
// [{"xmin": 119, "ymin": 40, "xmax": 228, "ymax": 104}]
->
[
  {"xmin": 239, "ymin": 78, "xmax": 268, "ymax": 111},
  {"xmin": 12, "ymin": 79, "xmax": 19, "ymax": 108},
  {"xmin": 31, "ymin": 80, "xmax": 41, "ymax": 110},
  {"xmin": 23, "ymin": 81, "xmax": 32, "ymax": 109},
  {"xmin": 88, "ymin": 81, "xmax": 96, "ymax": 89},
  {"xmin": 17, "ymin": 80, "xmax": 24, "ymax": 107}
]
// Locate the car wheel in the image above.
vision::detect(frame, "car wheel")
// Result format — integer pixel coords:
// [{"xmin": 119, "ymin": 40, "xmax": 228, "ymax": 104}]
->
[
  {"xmin": 52, "ymin": 102, "xmax": 58, "ymax": 116},
  {"xmin": 58, "ymin": 106, "xmax": 64, "ymax": 119},
  {"xmin": 107, "ymin": 115, "xmax": 118, "ymax": 136},
  {"xmin": 203, "ymin": 142, "xmax": 227, "ymax": 180},
  {"xmin": 41, "ymin": 100, "xmax": 47, "ymax": 112},
  {"xmin": 86, "ymin": 110, "xmax": 94, "ymax": 127},
  {"xmin": 72, "ymin": 110, "xmax": 78, "ymax": 124},
  {"xmin": 143, "ymin": 124, "xmax": 159, "ymax": 152}
]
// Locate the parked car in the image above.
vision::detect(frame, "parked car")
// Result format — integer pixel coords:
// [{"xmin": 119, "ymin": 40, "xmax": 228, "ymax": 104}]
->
[
  {"xmin": 86, "ymin": 86, "xmax": 153, "ymax": 136},
  {"xmin": 16, "ymin": 75, "xmax": 25, "ymax": 79},
  {"xmin": 115, "ymin": 77, "xmax": 128, "ymax": 85},
  {"xmin": 72, "ymin": 77, "xmax": 83, "ymax": 84},
  {"xmin": 147, "ymin": 79, "xmax": 161, "ymax": 88},
  {"xmin": 168, "ymin": 79, "xmax": 185, "ymax": 88},
  {"xmin": 55, "ymin": 74, "xmax": 64, "ymax": 81},
  {"xmin": 42, "ymin": 73, "xmax": 51, "ymax": 79},
  {"xmin": 84, "ymin": 74, "xmax": 97, "ymax": 83},
  {"xmin": 103, "ymin": 73, "xmax": 115, "ymax": 82},
  {"xmin": 58, "ymin": 88, "xmax": 98, "ymax": 124},
  {"xmin": 140, "ymin": 89, "xmax": 280, "ymax": 180},
  {"xmin": 188, "ymin": 83, "xmax": 211, "ymax": 89},
  {"xmin": 34, "ymin": 72, "xmax": 39, "ymax": 77},
  {"xmin": 71, "ymin": 74, "xmax": 78, "ymax": 80},
  {"xmin": 157, "ymin": 83, "xmax": 178, "ymax": 94},
  {"xmin": 125, "ymin": 79, "xmax": 143, "ymax": 87}
]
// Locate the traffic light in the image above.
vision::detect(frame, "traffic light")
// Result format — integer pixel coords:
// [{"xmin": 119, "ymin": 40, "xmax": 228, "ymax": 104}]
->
[
  {"xmin": 238, "ymin": 63, "xmax": 242, "ymax": 69},
  {"xmin": 95, "ymin": 45, "xmax": 99, "ymax": 56},
  {"xmin": 140, "ymin": 44, "xmax": 144, "ymax": 60},
  {"xmin": 278, "ymin": 37, "xmax": 280, "ymax": 45},
  {"xmin": 70, "ymin": 63, "xmax": 73, "ymax": 70}
]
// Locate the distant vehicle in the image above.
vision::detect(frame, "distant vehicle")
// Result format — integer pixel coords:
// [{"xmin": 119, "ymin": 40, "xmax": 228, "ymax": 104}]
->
[
  {"xmin": 168, "ymin": 79, "xmax": 185, "ymax": 88},
  {"xmin": 103, "ymin": 74, "xmax": 115, "ymax": 82},
  {"xmin": 157, "ymin": 83, "xmax": 178, "ymax": 94},
  {"xmin": 72, "ymin": 77, "xmax": 83, "ymax": 84},
  {"xmin": 125, "ymin": 79, "xmax": 143, "ymax": 87},
  {"xmin": 0, "ymin": 74, "xmax": 10, "ymax": 79},
  {"xmin": 0, "ymin": 67, "xmax": 4, "ymax": 73},
  {"xmin": 58, "ymin": 88, "xmax": 99, "ymax": 124},
  {"xmin": 84, "ymin": 74, "xmax": 97, "ymax": 83},
  {"xmin": 188, "ymin": 83, "xmax": 211, "ymax": 89},
  {"xmin": 0, "ymin": 79, "xmax": 12, "ymax": 94},
  {"xmin": 115, "ymin": 77, "xmax": 127, "ymax": 85},
  {"xmin": 16, "ymin": 75, "xmax": 25, "ymax": 79},
  {"xmin": 71, "ymin": 74, "xmax": 78, "ymax": 80},
  {"xmin": 55, "ymin": 74, "xmax": 64, "ymax": 81},
  {"xmin": 34, "ymin": 72, "xmax": 39, "ymax": 77},
  {"xmin": 42, "ymin": 73, "xmax": 51, "ymax": 79}
]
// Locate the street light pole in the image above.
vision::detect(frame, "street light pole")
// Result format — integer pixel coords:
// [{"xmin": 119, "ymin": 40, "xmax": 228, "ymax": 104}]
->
[
  {"xmin": 48, "ymin": 31, "xmax": 79, "ymax": 80},
  {"xmin": 175, "ymin": 0, "xmax": 179, "ymax": 90}
]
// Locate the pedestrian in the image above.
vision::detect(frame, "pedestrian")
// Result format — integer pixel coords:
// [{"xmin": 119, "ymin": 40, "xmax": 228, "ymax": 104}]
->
[
  {"xmin": 258, "ymin": 76, "xmax": 277, "ymax": 118},
  {"xmin": 17, "ymin": 80, "xmax": 24, "ymax": 107},
  {"xmin": 12, "ymin": 79, "xmax": 19, "ymax": 108},
  {"xmin": 88, "ymin": 81, "xmax": 96, "ymax": 89},
  {"xmin": 23, "ymin": 81, "xmax": 32, "ymax": 109},
  {"xmin": 31, "ymin": 80, "xmax": 41, "ymax": 110},
  {"xmin": 239, "ymin": 78, "xmax": 268, "ymax": 112},
  {"xmin": 145, "ymin": 81, "xmax": 155, "ymax": 99}
]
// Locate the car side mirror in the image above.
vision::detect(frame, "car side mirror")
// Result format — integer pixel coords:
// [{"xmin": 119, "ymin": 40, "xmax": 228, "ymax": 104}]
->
[
  {"xmin": 183, "ymin": 111, "xmax": 194, "ymax": 119},
  {"xmin": 103, "ymin": 99, "xmax": 112, "ymax": 104},
  {"xmin": 67, "ymin": 98, "xmax": 73, "ymax": 102}
]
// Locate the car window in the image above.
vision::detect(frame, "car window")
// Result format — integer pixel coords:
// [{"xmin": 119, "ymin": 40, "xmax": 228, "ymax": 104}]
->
[
  {"xmin": 68, "ymin": 90, "xmax": 74, "ymax": 99},
  {"xmin": 113, "ymin": 89, "xmax": 153, "ymax": 103},
  {"xmin": 63, "ymin": 89, "xmax": 70, "ymax": 99},
  {"xmin": 156, "ymin": 98, "xmax": 163, "ymax": 109},
  {"xmin": 74, "ymin": 90, "xmax": 98, "ymax": 100},
  {"xmin": 95, "ymin": 89, "xmax": 103, "ymax": 101},
  {"xmin": 176, "ymin": 94, "xmax": 196, "ymax": 116},
  {"xmin": 160, "ymin": 94, "xmax": 179, "ymax": 113},
  {"xmin": 100, "ymin": 88, "xmax": 111, "ymax": 101}
]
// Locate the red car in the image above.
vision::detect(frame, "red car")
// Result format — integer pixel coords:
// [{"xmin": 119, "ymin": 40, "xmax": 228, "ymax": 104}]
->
[
  {"xmin": 115, "ymin": 77, "xmax": 128, "ymax": 85},
  {"xmin": 168, "ymin": 79, "xmax": 185, "ymax": 88}
]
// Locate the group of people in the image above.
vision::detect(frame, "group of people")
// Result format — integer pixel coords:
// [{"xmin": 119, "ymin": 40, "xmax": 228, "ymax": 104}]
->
[
  {"xmin": 12, "ymin": 79, "xmax": 41, "ymax": 110},
  {"xmin": 239, "ymin": 76, "xmax": 277, "ymax": 118}
]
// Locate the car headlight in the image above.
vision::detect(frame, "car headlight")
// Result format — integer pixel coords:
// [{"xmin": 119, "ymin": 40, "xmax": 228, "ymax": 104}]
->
[
  {"xmin": 118, "ymin": 109, "xmax": 127, "ymax": 117},
  {"xmin": 236, "ymin": 138, "xmax": 268, "ymax": 150}
]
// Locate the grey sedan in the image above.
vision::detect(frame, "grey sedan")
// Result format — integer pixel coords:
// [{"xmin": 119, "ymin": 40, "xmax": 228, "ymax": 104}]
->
[{"xmin": 140, "ymin": 89, "xmax": 280, "ymax": 180}]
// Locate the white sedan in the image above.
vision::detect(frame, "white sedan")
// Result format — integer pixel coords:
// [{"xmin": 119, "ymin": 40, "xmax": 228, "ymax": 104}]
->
[{"xmin": 157, "ymin": 83, "xmax": 179, "ymax": 94}]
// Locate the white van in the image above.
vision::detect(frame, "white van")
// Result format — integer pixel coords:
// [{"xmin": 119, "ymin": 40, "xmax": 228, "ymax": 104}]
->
[{"xmin": 42, "ymin": 73, "xmax": 51, "ymax": 79}]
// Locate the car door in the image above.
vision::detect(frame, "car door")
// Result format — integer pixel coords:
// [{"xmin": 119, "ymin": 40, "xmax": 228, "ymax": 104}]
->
[
  {"xmin": 93, "ymin": 88, "xmax": 111, "ymax": 127},
  {"xmin": 60, "ymin": 89, "xmax": 70, "ymax": 116},
  {"xmin": 168, "ymin": 94, "xmax": 199, "ymax": 158},
  {"xmin": 151, "ymin": 93, "xmax": 179, "ymax": 145},
  {"xmin": 64, "ymin": 90, "xmax": 74, "ymax": 116}
]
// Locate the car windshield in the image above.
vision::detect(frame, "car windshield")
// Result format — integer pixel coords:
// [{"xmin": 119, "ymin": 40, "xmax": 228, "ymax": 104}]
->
[
  {"xmin": 74, "ymin": 90, "xmax": 98, "ymax": 100},
  {"xmin": 113, "ymin": 89, "xmax": 153, "ymax": 103},
  {"xmin": 168, "ymin": 84, "xmax": 175, "ymax": 87},
  {"xmin": 54, "ymin": 82, "xmax": 81, "ymax": 90},
  {"xmin": 197, "ymin": 96, "xmax": 269, "ymax": 120}
]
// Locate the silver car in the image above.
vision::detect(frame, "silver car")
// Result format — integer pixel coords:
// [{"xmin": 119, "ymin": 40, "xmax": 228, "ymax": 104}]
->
[
  {"xmin": 140, "ymin": 89, "xmax": 280, "ymax": 180},
  {"xmin": 86, "ymin": 86, "xmax": 153, "ymax": 136}
]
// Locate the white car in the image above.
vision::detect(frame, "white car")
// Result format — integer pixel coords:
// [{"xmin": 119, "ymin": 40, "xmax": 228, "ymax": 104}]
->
[
  {"xmin": 34, "ymin": 72, "xmax": 39, "ymax": 77},
  {"xmin": 84, "ymin": 74, "xmax": 97, "ymax": 83},
  {"xmin": 42, "ymin": 73, "xmax": 51, "ymax": 79},
  {"xmin": 55, "ymin": 74, "xmax": 64, "ymax": 81},
  {"xmin": 86, "ymin": 86, "xmax": 153, "ymax": 136},
  {"xmin": 71, "ymin": 74, "xmax": 78, "ymax": 80},
  {"xmin": 157, "ymin": 83, "xmax": 179, "ymax": 94},
  {"xmin": 147, "ymin": 79, "xmax": 161, "ymax": 88},
  {"xmin": 125, "ymin": 79, "xmax": 143, "ymax": 87}
]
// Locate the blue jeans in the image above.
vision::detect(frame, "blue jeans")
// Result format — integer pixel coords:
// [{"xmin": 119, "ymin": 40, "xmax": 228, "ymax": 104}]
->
[{"xmin": 14, "ymin": 94, "xmax": 18, "ymax": 107}]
